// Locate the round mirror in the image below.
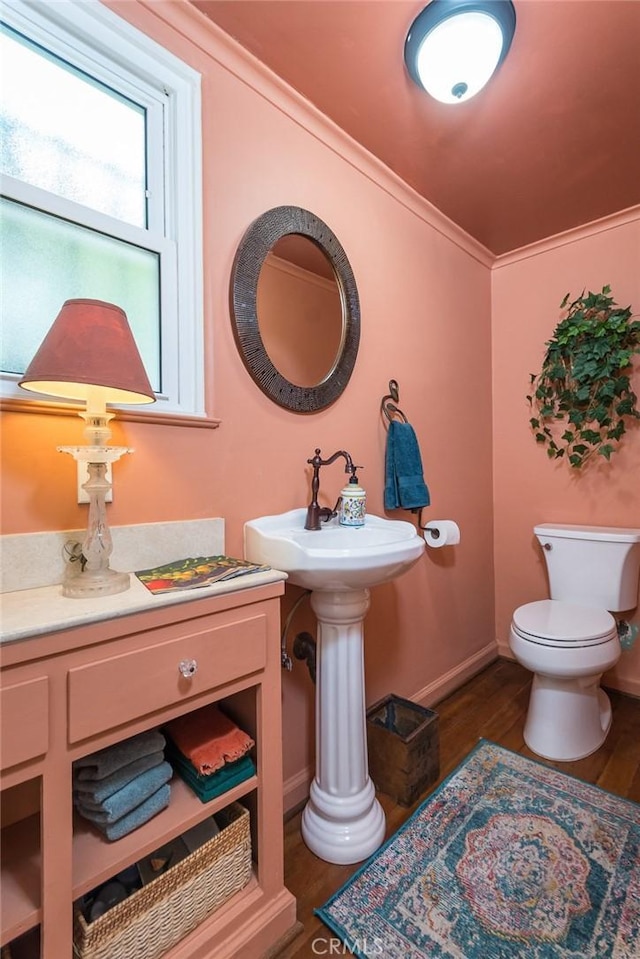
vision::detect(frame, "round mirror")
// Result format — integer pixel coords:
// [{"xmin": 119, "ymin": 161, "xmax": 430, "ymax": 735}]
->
[{"xmin": 230, "ymin": 206, "xmax": 360, "ymax": 412}]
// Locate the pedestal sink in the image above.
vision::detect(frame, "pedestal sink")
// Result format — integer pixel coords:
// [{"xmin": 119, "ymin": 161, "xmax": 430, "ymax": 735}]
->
[{"xmin": 244, "ymin": 508, "xmax": 425, "ymax": 864}]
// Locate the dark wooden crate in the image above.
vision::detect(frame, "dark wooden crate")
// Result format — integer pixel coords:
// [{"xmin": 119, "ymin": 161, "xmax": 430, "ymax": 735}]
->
[{"xmin": 366, "ymin": 694, "xmax": 439, "ymax": 806}]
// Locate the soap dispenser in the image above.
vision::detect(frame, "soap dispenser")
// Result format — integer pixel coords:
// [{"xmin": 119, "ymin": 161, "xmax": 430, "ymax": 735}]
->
[{"xmin": 338, "ymin": 472, "xmax": 366, "ymax": 527}]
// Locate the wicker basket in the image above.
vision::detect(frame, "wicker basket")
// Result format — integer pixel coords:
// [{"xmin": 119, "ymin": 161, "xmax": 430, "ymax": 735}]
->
[{"xmin": 73, "ymin": 803, "xmax": 251, "ymax": 959}]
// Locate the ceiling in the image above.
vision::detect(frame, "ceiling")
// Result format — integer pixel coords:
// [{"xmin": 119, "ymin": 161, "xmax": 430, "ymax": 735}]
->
[{"xmin": 192, "ymin": 0, "xmax": 640, "ymax": 256}]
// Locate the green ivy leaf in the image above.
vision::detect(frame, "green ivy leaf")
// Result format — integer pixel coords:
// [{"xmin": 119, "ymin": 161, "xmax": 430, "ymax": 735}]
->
[
  {"xmin": 598, "ymin": 444, "xmax": 614, "ymax": 460},
  {"xmin": 617, "ymin": 397, "xmax": 634, "ymax": 415},
  {"xmin": 607, "ymin": 421, "xmax": 626, "ymax": 440}
]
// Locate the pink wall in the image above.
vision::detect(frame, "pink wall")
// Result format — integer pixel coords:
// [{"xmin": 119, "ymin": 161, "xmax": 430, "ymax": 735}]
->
[
  {"xmin": 0, "ymin": 2, "xmax": 495, "ymax": 804},
  {"xmin": 492, "ymin": 214, "xmax": 640, "ymax": 695}
]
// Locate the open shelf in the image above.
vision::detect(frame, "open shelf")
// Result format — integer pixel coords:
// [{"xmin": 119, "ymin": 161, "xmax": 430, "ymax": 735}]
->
[
  {"xmin": 72, "ymin": 774, "xmax": 258, "ymax": 899},
  {"xmin": 0, "ymin": 814, "xmax": 41, "ymax": 944}
]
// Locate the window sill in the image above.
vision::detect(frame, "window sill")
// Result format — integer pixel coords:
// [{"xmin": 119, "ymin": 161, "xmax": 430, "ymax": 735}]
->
[{"xmin": 0, "ymin": 398, "xmax": 221, "ymax": 429}]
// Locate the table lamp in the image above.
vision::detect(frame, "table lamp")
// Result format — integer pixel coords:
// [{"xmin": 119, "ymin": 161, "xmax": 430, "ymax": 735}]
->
[{"xmin": 19, "ymin": 298, "xmax": 155, "ymax": 598}]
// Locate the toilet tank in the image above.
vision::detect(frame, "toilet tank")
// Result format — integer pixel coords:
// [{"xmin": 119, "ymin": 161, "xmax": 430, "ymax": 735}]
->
[{"xmin": 534, "ymin": 524, "xmax": 640, "ymax": 611}]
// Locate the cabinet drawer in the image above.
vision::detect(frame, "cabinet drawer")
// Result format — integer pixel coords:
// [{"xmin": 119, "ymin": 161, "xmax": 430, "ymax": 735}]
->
[
  {"xmin": 1, "ymin": 676, "xmax": 49, "ymax": 771},
  {"xmin": 68, "ymin": 613, "xmax": 267, "ymax": 743}
]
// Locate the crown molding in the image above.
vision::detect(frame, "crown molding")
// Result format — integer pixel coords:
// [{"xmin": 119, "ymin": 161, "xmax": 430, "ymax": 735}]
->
[{"xmin": 493, "ymin": 205, "xmax": 640, "ymax": 270}]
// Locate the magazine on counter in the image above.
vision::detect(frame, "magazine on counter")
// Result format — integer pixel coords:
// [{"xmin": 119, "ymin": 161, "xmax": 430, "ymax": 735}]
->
[{"xmin": 136, "ymin": 555, "xmax": 271, "ymax": 594}]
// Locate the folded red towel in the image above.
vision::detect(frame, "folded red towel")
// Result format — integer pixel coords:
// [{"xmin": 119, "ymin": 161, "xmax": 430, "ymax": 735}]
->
[{"xmin": 165, "ymin": 703, "xmax": 254, "ymax": 775}]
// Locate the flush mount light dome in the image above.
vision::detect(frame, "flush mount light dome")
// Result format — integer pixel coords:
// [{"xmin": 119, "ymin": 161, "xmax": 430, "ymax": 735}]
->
[{"xmin": 405, "ymin": 0, "xmax": 516, "ymax": 104}]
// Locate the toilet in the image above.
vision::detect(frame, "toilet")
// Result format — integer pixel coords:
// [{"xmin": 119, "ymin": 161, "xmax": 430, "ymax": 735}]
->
[{"xmin": 509, "ymin": 524, "xmax": 640, "ymax": 762}]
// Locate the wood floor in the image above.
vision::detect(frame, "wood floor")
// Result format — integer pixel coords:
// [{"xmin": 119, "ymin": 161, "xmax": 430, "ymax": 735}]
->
[{"xmin": 276, "ymin": 658, "xmax": 640, "ymax": 959}]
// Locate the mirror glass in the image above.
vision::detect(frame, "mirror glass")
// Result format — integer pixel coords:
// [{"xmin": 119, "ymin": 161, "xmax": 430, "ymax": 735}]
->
[
  {"xmin": 257, "ymin": 236, "xmax": 344, "ymax": 388},
  {"xmin": 230, "ymin": 206, "xmax": 360, "ymax": 413}
]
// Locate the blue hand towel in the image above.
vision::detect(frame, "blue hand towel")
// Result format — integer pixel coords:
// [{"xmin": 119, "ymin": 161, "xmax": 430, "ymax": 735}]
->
[
  {"xmin": 74, "ymin": 761, "xmax": 173, "ymax": 822},
  {"xmin": 72, "ymin": 751, "xmax": 165, "ymax": 804},
  {"xmin": 73, "ymin": 730, "xmax": 166, "ymax": 782},
  {"xmin": 384, "ymin": 421, "xmax": 399, "ymax": 509},
  {"xmin": 85, "ymin": 784, "xmax": 171, "ymax": 842},
  {"xmin": 384, "ymin": 420, "xmax": 430, "ymax": 511}
]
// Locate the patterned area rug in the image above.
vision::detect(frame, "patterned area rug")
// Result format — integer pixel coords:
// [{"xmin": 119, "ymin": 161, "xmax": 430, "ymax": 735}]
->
[{"xmin": 316, "ymin": 740, "xmax": 640, "ymax": 958}]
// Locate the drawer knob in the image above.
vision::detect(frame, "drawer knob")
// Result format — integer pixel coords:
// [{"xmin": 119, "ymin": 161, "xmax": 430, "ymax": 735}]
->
[{"xmin": 178, "ymin": 658, "xmax": 198, "ymax": 678}]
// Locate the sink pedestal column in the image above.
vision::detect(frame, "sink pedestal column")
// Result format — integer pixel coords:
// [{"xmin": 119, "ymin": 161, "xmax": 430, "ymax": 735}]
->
[{"xmin": 301, "ymin": 588, "xmax": 386, "ymax": 864}]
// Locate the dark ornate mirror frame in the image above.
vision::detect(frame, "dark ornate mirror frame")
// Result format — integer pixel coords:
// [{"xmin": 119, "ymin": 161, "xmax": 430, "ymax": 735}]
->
[{"xmin": 230, "ymin": 206, "xmax": 360, "ymax": 413}]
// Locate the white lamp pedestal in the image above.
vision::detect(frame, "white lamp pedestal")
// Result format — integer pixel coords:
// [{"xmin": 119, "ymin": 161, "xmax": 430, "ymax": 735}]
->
[
  {"xmin": 58, "ymin": 445, "xmax": 132, "ymax": 598},
  {"xmin": 301, "ymin": 588, "xmax": 386, "ymax": 865}
]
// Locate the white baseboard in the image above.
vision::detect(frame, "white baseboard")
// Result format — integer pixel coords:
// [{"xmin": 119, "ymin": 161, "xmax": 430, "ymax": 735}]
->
[{"xmin": 412, "ymin": 641, "xmax": 500, "ymax": 708}]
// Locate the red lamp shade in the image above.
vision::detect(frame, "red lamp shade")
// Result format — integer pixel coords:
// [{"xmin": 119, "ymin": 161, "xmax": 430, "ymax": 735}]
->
[{"xmin": 18, "ymin": 299, "xmax": 155, "ymax": 405}]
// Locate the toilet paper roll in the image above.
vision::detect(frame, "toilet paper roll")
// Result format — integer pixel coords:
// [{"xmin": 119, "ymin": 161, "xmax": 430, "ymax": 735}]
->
[{"xmin": 424, "ymin": 520, "xmax": 461, "ymax": 548}]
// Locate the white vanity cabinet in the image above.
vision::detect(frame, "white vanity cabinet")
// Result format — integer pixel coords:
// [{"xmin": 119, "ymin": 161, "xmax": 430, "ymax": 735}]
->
[{"xmin": 0, "ymin": 578, "xmax": 297, "ymax": 959}]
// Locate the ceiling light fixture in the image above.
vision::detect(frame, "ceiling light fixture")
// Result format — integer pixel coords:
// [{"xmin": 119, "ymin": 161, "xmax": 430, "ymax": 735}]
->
[{"xmin": 405, "ymin": 0, "xmax": 516, "ymax": 104}]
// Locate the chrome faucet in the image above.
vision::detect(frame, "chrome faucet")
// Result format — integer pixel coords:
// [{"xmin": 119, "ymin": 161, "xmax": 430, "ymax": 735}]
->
[{"xmin": 304, "ymin": 448, "xmax": 357, "ymax": 530}]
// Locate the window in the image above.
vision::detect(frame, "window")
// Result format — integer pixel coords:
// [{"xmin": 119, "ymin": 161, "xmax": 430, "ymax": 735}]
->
[{"xmin": 0, "ymin": 0, "xmax": 204, "ymax": 418}]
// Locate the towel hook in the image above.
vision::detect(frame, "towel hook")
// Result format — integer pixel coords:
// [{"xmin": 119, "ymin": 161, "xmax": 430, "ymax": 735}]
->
[{"xmin": 381, "ymin": 379, "xmax": 408, "ymax": 425}]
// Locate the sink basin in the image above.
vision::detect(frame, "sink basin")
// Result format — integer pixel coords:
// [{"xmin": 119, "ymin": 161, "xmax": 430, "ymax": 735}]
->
[{"xmin": 244, "ymin": 507, "xmax": 424, "ymax": 591}]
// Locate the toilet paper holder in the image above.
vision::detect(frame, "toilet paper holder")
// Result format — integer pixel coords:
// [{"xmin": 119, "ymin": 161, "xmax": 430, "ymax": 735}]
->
[
  {"xmin": 413, "ymin": 508, "xmax": 461, "ymax": 545},
  {"xmin": 421, "ymin": 519, "xmax": 461, "ymax": 548}
]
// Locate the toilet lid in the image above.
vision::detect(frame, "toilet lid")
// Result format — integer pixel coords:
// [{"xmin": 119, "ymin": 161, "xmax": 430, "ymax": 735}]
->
[{"xmin": 512, "ymin": 600, "xmax": 616, "ymax": 646}]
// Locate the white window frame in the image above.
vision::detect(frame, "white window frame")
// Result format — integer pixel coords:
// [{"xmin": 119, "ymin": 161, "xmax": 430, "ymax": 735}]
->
[{"xmin": 0, "ymin": 0, "xmax": 205, "ymax": 419}]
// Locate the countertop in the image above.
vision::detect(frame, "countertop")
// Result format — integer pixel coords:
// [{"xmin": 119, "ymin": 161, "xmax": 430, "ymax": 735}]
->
[{"xmin": 0, "ymin": 568, "xmax": 288, "ymax": 644}]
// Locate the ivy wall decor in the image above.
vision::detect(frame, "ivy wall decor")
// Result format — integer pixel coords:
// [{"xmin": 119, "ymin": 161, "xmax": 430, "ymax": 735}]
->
[{"xmin": 527, "ymin": 285, "xmax": 640, "ymax": 468}]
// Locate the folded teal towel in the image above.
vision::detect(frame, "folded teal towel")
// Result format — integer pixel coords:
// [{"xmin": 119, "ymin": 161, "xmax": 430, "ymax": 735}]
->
[
  {"xmin": 72, "ymin": 751, "xmax": 165, "ymax": 803},
  {"xmin": 384, "ymin": 420, "xmax": 430, "ymax": 511},
  {"xmin": 74, "ymin": 730, "xmax": 166, "ymax": 782},
  {"xmin": 75, "ymin": 761, "xmax": 173, "ymax": 822},
  {"xmin": 169, "ymin": 751, "xmax": 255, "ymax": 803},
  {"xmin": 88, "ymin": 784, "xmax": 171, "ymax": 842}
]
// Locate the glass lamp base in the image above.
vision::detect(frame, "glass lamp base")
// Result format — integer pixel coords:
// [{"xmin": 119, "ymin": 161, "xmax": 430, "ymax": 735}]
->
[
  {"xmin": 57, "ymin": 447, "xmax": 133, "ymax": 600},
  {"xmin": 63, "ymin": 567, "xmax": 130, "ymax": 598}
]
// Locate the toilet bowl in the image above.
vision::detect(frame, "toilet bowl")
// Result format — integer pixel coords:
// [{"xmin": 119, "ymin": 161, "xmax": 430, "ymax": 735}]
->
[
  {"xmin": 508, "ymin": 524, "xmax": 640, "ymax": 763},
  {"xmin": 510, "ymin": 600, "xmax": 621, "ymax": 761}
]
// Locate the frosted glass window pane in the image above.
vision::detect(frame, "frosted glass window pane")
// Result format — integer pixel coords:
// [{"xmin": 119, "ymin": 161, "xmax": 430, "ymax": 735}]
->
[
  {"xmin": 0, "ymin": 26, "xmax": 147, "ymax": 228},
  {"xmin": 1, "ymin": 198, "xmax": 160, "ymax": 392}
]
